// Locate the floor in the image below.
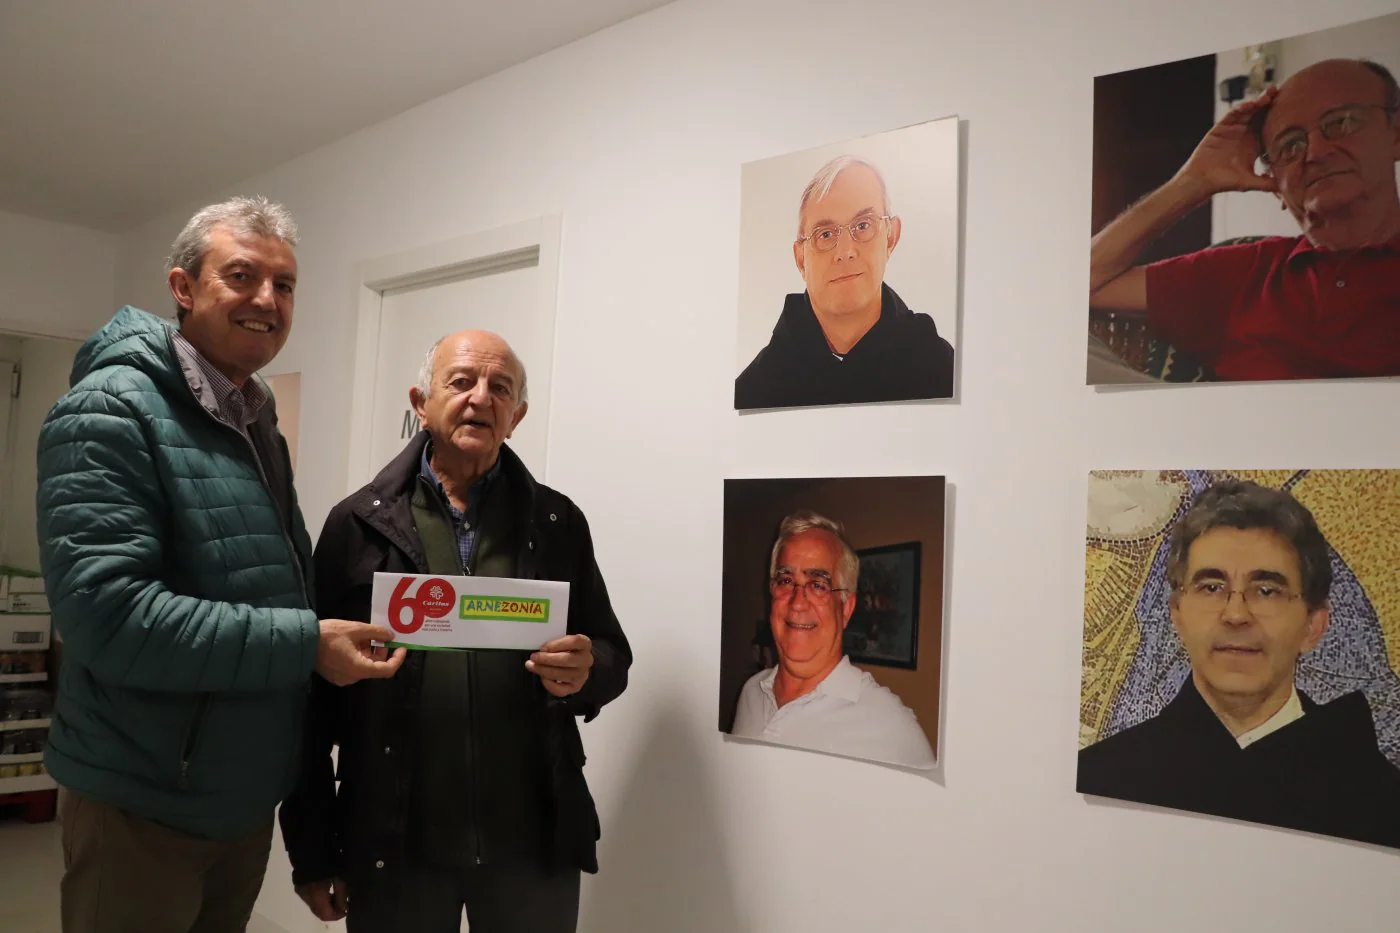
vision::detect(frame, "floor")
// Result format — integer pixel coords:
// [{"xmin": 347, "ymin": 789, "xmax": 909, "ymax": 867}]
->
[{"xmin": 0, "ymin": 816, "xmax": 62, "ymax": 932}]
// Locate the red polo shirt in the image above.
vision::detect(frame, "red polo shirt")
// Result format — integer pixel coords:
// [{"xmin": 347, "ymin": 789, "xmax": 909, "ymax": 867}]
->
[{"xmin": 1145, "ymin": 235, "xmax": 1400, "ymax": 381}]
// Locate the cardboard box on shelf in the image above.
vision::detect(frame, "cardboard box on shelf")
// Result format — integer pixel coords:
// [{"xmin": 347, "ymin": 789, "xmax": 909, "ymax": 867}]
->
[
  {"xmin": 7, "ymin": 593, "xmax": 49, "ymax": 614},
  {"xmin": 3, "ymin": 573, "xmax": 45, "ymax": 595},
  {"xmin": 0, "ymin": 615, "xmax": 50, "ymax": 652}
]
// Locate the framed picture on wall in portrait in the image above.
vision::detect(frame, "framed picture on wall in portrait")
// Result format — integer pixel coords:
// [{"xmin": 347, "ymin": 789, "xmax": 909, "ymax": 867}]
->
[
  {"xmin": 1079, "ymin": 469, "xmax": 1400, "ymax": 850},
  {"xmin": 1085, "ymin": 10, "xmax": 1400, "ymax": 387},
  {"xmin": 844, "ymin": 542, "xmax": 921, "ymax": 670},
  {"xmin": 734, "ymin": 116, "xmax": 961, "ymax": 411},
  {"xmin": 719, "ymin": 475, "xmax": 946, "ymax": 770}
]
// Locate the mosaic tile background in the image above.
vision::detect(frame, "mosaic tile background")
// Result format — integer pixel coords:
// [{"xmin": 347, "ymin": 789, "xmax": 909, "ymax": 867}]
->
[{"xmin": 1082, "ymin": 469, "xmax": 1400, "ymax": 769}]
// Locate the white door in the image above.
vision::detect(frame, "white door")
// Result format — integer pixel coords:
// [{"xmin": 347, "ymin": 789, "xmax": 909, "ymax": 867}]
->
[{"xmin": 368, "ymin": 258, "xmax": 554, "ymax": 480}]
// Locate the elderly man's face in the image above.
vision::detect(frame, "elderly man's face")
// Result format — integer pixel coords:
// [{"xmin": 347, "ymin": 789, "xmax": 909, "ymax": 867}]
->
[
  {"xmin": 769, "ymin": 529, "xmax": 855, "ymax": 681},
  {"xmin": 1261, "ymin": 61, "xmax": 1400, "ymax": 230},
  {"xmin": 1171, "ymin": 527, "xmax": 1328, "ymax": 716},
  {"xmin": 169, "ymin": 225, "xmax": 296, "ymax": 385},
  {"xmin": 411, "ymin": 331, "xmax": 527, "ymax": 463},
  {"xmin": 793, "ymin": 164, "xmax": 901, "ymax": 318}
]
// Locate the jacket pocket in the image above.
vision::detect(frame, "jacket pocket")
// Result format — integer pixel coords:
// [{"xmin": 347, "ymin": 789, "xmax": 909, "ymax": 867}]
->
[{"xmin": 177, "ymin": 693, "xmax": 213, "ymax": 790}]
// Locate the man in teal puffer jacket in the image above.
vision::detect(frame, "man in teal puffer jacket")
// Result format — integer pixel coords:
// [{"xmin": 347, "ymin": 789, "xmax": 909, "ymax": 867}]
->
[{"xmin": 36, "ymin": 196, "xmax": 405, "ymax": 933}]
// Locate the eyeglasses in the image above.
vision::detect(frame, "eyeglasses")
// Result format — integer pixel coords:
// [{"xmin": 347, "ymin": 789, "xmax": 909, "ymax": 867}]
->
[
  {"xmin": 1261, "ymin": 103, "xmax": 1398, "ymax": 168},
  {"xmin": 770, "ymin": 573, "xmax": 849, "ymax": 601},
  {"xmin": 798, "ymin": 215, "xmax": 891, "ymax": 253},
  {"xmin": 1176, "ymin": 580, "xmax": 1303, "ymax": 619}
]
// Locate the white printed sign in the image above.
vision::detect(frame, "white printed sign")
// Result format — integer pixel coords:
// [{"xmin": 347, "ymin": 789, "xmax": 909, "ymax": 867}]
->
[{"xmin": 370, "ymin": 572, "xmax": 569, "ymax": 651}]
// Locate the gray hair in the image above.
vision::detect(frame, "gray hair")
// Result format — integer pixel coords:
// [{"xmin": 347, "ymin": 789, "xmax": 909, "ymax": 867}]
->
[
  {"xmin": 769, "ymin": 510, "xmax": 860, "ymax": 591},
  {"xmin": 414, "ymin": 335, "xmax": 529, "ymax": 404},
  {"xmin": 1167, "ymin": 479, "xmax": 1332, "ymax": 610},
  {"xmin": 796, "ymin": 155, "xmax": 893, "ymax": 238},
  {"xmin": 166, "ymin": 196, "xmax": 299, "ymax": 321}
]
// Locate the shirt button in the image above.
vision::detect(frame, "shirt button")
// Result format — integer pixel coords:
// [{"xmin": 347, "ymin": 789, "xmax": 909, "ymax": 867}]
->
[
  {"xmin": 375, "ymin": 860, "xmax": 385, "ymax": 869},
  {"xmin": 372, "ymin": 499, "xmax": 381, "ymax": 507},
  {"xmin": 1336, "ymin": 279, "xmax": 1346, "ymax": 288},
  {"xmin": 549, "ymin": 513, "xmax": 557, "ymax": 522},
  {"xmin": 383, "ymin": 746, "xmax": 391, "ymax": 754}
]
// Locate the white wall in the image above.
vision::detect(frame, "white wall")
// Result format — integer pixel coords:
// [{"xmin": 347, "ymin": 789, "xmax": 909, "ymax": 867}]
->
[
  {"xmin": 4, "ymin": 337, "xmax": 82, "ymax": 574},
  {"xmin": 115, "ymin": 1, "xmax": 1400, "ymax": 931},
  {"xmin": 1213, "ymin": 11, "xmax": 1400, "ymax": 241},
  {"xmin": 0, "ymin": 209, "xmax": 118, "ymax": 339}
]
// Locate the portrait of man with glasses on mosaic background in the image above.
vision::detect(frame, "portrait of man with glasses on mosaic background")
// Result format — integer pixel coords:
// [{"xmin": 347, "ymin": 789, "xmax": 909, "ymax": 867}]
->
[
  {"xmin": 733, "ymin": 121, "xmax": 959, "ymax": 410},
  {"xmin": 1078, "ymin": 473, "xmax": 1400, "ymax": 849},
  {"xmin": 728, "ymin": 510, "xmax": 936, "ymax": 770},
  {"xmin": 1087, "ymin": 43, "xmax": 1400, "ymax": 385}
]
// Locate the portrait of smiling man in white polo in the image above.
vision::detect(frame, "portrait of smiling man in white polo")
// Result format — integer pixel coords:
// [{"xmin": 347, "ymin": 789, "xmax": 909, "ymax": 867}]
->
[{"xmin": 719, "ymin": 476, "xmax": 945, "ymax": 772}]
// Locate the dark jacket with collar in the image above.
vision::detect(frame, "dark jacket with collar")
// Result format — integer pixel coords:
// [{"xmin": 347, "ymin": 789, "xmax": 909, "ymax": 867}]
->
[
  {"xmin": 734, "ymin": 283, "xmax": 954, "ymax": 410},
  {"xmin": 1077, "ymin": 679, "xmax": 1400, "ymax": 849},
  {"xmin": 279, "ymin": 431, "xmax": 631, "ymax": 882}
]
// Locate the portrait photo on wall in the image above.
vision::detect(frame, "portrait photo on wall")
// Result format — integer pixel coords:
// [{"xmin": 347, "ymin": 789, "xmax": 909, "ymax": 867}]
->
[
  {"xmin": 719, "ymin": 476, "xmax": 945, "ymax": 771},
  {"xmin": 734, "ymin": 116, "xmax": 960, "ymax": 411},
  {"xmin": 1079, "ymin": 470, "xmax": 1400, "ymax": 850},
  {"xmin": 1085, "ymin": 10, "xmax": 1400, "ymax": 386}
]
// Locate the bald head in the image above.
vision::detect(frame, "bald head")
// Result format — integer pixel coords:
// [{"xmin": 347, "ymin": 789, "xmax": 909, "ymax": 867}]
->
[
  {"xmin": 1257, "ymin": 57, "xmax": 1400, "ymax": 247},
  {"xmin": 416, "ymin": 330, "xmax": 528, "ymax": 403},
  {"xmin": 409, "ymin": 329, "xmax": 529, "ymax": 476},
  {"xmin": 1269, "ymin": 59, "xmax": 1397, "ymax": 123}
]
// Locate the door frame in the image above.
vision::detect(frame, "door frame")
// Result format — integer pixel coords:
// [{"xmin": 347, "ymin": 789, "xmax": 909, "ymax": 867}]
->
[
  {"xmin": 345, "ymin": 215, "xmax": 563, "ymax": 494},
  {"xmin": 0, "ymin": 319, "xmax": 89, "ymax": 572}
]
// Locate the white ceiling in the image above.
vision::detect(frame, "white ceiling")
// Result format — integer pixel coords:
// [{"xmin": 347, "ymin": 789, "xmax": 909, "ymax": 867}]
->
[{"xmin": 0, "ymin": 0, "xmax": 674, "ymax": 232}]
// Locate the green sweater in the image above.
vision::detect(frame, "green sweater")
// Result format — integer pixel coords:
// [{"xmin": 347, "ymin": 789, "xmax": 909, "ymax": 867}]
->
[{"xmin": 37, "ymin": 306, "xmax": 319, "ymax": 840}]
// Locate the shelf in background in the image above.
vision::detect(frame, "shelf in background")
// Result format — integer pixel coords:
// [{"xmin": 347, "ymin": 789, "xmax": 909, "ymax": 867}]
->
[
  {"xmin": 0, "ymin": 773, "xmax": 56, "ymax": 795},
  {"xmin": 0, "ymin": 672, "xmax": 47, "ymax": 684},
  {"xmin": 0, "ymin": 718, "xmax": 50, "ymax": 732},
  {"xmin": 0, "ymin": 752, "xmax": 44, "ymax": 765}
]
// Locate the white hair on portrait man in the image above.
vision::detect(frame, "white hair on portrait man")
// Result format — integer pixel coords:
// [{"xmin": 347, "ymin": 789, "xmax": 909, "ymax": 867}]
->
[
  {"xmin": 414, "ymin": 335, "xmax": 530, "ymax": 404},
  {"xmin": 795, "ymin": 155, "xmax": 895, "ymax": 238},
  {"xmin": 768, "ymin": 509, "xmax": 860, "ymax": 591}
]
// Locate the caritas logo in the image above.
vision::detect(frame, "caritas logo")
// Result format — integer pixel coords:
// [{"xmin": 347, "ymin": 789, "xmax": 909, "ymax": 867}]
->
[{"xmin": 387, "ymin": 577, "xmax": 458, "ymax": 634}]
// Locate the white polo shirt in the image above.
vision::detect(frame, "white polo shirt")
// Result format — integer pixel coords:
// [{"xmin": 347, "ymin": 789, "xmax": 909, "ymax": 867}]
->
[{"xmin": 731, "ymin": 656, "xmax": 936, "ymax": 770}]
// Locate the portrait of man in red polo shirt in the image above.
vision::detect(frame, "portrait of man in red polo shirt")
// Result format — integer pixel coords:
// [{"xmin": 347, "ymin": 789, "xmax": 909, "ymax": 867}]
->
[{"xmin": 1088, "ymin": 54, "xmax": 1400, "ymax": 384}]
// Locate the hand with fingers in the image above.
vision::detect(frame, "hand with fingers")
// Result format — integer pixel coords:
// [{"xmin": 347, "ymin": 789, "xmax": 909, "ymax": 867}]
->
[
  {"xmin": 1176, "ymin": 86, "xmax": 1280, "ymax": 198},
  {"xmin": 296, "ymin": 876, "xmax": 349, "ymax": 922},
  {"xmin": 526, "ymin": 634, "xmax": 594, "ymax": 697},
  {"xmin": 316, "ymin": 620, "xmax": 407, "ymax": 686}
]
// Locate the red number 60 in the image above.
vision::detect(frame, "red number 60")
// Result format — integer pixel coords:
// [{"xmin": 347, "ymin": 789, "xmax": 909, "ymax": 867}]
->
[{"xmin": 387, "ymin": 577, "xmax": 425, "ymax": 634}]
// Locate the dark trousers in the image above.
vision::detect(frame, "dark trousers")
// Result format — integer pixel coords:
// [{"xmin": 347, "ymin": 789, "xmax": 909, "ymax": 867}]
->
[
  {"xmin": 58, "ymin": 787, "xmax": 274, "ymax": 933},
  {"xmin": 345, "ymin": 855, "xmax": 580, "ymax": 933}
]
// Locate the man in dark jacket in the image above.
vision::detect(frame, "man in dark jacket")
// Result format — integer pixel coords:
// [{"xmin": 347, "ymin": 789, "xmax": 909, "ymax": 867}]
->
[
  {"xmin": 734, "ymin": 155, "xmax": 955, "ymax": 409},
  {"xmin": 37, "ymin": 197, "xmax": 403, "ymax": 933},
  {"xmin": 281, "ymin": 329, "xmax": 632, "ymax": 933},
  {"xmin": 1077, "ymin": 480, "xmax": 1400, "ymax": 849}
]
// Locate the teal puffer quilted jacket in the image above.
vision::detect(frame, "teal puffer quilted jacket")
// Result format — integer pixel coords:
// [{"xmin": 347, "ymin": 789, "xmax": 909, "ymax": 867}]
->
[{"xmin": 37, "ymin": 306, "xmax": 320, "ymax": 840}]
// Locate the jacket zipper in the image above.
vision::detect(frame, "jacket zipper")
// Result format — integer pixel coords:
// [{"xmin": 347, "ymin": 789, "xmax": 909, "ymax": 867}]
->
[
  {"xmin": 468, "ymin": 648, "xmax": 484, "ymax": 866},
  {"xmin": 178, "ymin": 361, "xmax": 312, "ymax": 607},
  {"xmin": 173, "ymin": 358, "xmax": 313, "ymax": 785},
  {"xmin": 459, "ymin": 513, "xmax": 484, "ymax": 867}
]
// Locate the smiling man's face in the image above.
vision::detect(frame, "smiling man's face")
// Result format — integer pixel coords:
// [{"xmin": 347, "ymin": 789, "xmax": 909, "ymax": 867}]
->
[
  {"xmin": 411, "ymin": 330, "xmax": 528, "ymax": 465},
  {"xmin": 169, "ymin": 224, "xmax": 297, "ymax": 386},
  {"xmin": 793, "ymin": 163, "xmax": 900, "ymax": 319},
  {"xmin": 1261, "ymin": 60, "xmax": 1400, "ymax": 238}
]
